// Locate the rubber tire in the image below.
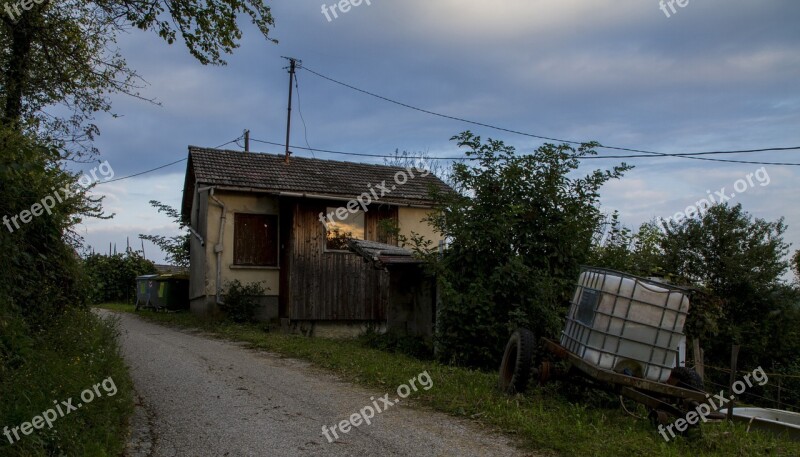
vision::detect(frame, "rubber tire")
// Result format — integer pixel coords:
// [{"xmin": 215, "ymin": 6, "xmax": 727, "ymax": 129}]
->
[
  {"xmin": 498, "ymin": 328, "xmax": 536, "ymax": 394},
  {"xmin": 669, "ymin": 367, "xmax": 704, "ymax": 391}
]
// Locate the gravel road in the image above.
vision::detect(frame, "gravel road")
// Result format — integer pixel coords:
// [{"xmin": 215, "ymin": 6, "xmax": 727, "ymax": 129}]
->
[{"xmin": 104, "ymin": 311, "xmax": 526, "ymax": 457}]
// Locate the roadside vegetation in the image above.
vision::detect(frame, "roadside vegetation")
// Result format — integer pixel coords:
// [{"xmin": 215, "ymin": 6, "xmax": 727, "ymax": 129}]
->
[
  {"xmin": 0, "ymin": 129, "xmax": 134, "ymax": 456},
  {"xmin": 0, "ymin": 310, "xmax": 133, "ymax": 457},
  {"xmin": 1, "ymin": 0, "xmax": 279, "ymax": 454},
  {"xmin": 99, "ymin": 302, "xmax": 800, "ymax": 457}
]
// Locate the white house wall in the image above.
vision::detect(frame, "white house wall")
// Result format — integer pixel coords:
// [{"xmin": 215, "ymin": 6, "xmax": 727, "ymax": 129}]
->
[
  {"xmin": 203, "ymin": 190, "xmax": 281, "ymax": 297},
  {"xmin": 397, "ymin": 207, "xmax": 443, "ymax": 246}
]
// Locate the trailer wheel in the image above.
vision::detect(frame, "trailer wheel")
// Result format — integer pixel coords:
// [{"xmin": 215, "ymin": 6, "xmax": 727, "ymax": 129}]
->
[
  {"xmin": 669, "ymin": 367, "xmax": 704, "ymax": 391},
  {"xmin": 498, "ymin": 328, "xmax": 536, "ymax": 394}
]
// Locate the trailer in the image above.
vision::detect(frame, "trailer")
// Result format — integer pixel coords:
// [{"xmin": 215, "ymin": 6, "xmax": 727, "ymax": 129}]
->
[{"xmin": 499, "ymin": 267, "xmax": 719, "ymax": 430}]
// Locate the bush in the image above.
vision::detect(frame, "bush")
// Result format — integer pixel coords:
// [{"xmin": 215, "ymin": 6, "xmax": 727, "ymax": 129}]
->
[
  {"xmin": 0, "ymin": 308, "xmax": 134, "ymax": 457},
  {"xmin": 426, "ymin": 132, "xmax": 630, "ymax": 368},
  {"xmin": 83, "ymin": 252, "xmax": 157, "ymax": 304},
  {"xmin": 220, "ymin": 280, "xmax": 268, "ymax": 323},
  {"xmin": 0, "ymin": 127, "xmax": 135, "ymax": 456}
]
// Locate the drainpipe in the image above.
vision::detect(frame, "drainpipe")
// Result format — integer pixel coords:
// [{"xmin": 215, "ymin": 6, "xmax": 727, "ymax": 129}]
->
[
  {"xmin": 188, "ymin": 226, "xmax": 205, "ymax": 246},
  {"xmin": 200, "ymin": 186, "xmax": 227, "ymax": 305}
]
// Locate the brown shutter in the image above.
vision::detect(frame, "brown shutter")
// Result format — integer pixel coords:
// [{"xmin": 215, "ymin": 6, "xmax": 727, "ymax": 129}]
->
[{"xmin": 234, "ymin": 214, "xmax": 278, "ymax": 266}]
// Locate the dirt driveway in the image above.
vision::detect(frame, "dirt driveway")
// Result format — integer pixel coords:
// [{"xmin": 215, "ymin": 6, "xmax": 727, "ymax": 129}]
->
[{"xmin": 104, "ymin": 311, "xmax": 526, "ymax": 457}]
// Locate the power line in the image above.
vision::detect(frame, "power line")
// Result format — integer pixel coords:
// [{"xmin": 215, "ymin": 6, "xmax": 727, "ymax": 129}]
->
[
  {"xmin": 99, "ymin": 158, "xmax": 187, "ymax": 185},
  {"xmin": 294, "ymin": 72, "xmax": 316, "ymax": 158},
  {"xmin": 89, "ymin": 126, "xmax": 800, "ymax": 188},
  {"xmin": 213, "ymin": 136, "xmax": 245, "ymax": 150},
  {"xmin": 250, "ymin": 138, "xmax": 800, "ymax": 166},
  {"xmin": 579, "ymin": 154, "xmax": 800, "ymax": 166},
  {"xmin": 251, "ymin": 138, "xmax": 441, "ymax": 159},
  {"xmin": 96, "ymin": 136, "xmax": 243, "ymax": 185},
  {"xmin": 299, "ymin": 64, "xmax": 800, "ymax": 166}
]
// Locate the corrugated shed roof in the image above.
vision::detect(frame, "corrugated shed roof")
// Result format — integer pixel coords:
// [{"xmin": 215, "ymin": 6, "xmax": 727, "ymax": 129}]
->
[
  {"xmin": 183, "ymin": 147, "xmax": 451, "ymax": 211},
  {"xmin": 348, "ymin": 239, "xmax": 423, "ymax": 269}
]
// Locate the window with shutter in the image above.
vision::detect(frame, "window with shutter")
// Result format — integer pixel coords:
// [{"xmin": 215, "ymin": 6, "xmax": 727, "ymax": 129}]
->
[{"xmin": 233, "ymin": 213, "xmax": 278, "ymax": 266}]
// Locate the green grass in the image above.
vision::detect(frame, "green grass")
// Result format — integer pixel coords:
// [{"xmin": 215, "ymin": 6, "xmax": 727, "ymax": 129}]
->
[
  {"xmin": 98, "ymin": 303, "xmax": 800, "ymax": 457},
  {"xmin": 0, "ymin": 308, "xmax": 134, "ymax": 457}
]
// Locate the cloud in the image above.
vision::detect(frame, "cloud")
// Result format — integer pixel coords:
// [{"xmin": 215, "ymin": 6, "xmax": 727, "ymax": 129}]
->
[{"xmin": 74, "ymin": 0, "xmax": 800, "ymax": 265}]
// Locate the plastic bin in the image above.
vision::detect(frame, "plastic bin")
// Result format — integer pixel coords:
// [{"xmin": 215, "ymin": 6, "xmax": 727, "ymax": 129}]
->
[
  {"xmin": 135, "ymin": 275, "xmax": 159, "ymax": 310},
  {"xmin": 149, "ymin": 274, "xmax": 189, "ymax": 310},
  {"xmin": 560, "ymin": 267, "xmax": 690, "ymax": 382}
]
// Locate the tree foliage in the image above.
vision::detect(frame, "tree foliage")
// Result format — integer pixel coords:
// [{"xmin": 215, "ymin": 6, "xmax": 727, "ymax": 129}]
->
[
  {"xmin": 589, "ymin": 204, "xmax": 800, "ymax": 388},
  {"xmin": 82, "ymin": 251, "xmax": 157, "ymax": 304},
  {"xmin": 794, "ymin": 250, "xmax": 800, "ymax": 281},
  {"xmin": 139, "ymin": 200, "xmax": 190, "ymax": 267},
  {"xmin": 658, "ymin": 204, "xmax": 793, "ymax": 367},
  {"xmin": 0, "ymin": 127, "xmax": 103, "ymax": 324},
  {"xmin": 0, "ymin": 1, "xmax": 276, "ymax": 453},
  {"xmin": 0, "ymin": 0, "xmax": 276, "ymax": 157},
  {"xmin": 427, "ymin": 132, "xmax": 631, "ymax": 368},
  {"xmin": 588, "ymin": 212, "xmax": 663, "ymax": 275}
]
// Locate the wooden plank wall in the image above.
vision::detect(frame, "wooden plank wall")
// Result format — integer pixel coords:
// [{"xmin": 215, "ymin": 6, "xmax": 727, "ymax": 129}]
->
[{"xmin": 288, "ymin": 199, "xmax": 396, "ymax": 320}]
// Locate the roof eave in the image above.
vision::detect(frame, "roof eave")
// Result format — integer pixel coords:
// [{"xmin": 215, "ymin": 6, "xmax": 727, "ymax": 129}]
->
[{"xmin": 192, "ymin": 183, "xmax": 437, "ymax": 208}]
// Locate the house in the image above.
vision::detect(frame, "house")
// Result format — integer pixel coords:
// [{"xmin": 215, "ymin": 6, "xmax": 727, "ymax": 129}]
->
[{"xmin": 180, "ymin": 147, "xmax": 450, "ymax": 337}]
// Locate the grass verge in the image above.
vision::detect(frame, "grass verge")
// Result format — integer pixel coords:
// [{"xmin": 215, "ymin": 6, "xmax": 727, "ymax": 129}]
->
[
  {"xmin": 98, "ymin": 303, "xmax": 800, "ymax": 457},
  {"xmin": 0, "ymin": 307, "xmax": 134, "ymax": 457}
]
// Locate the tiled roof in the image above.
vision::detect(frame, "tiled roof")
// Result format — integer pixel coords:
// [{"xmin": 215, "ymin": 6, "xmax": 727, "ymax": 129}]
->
[{"xmin": 183, "ymin": 147, "xmax": 451, "ymax": 209}]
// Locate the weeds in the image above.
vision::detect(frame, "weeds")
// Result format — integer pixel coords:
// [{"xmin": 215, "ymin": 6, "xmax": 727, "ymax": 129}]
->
[{"xmin": 0, "ymin": 308, "xmax": 134, "ymax": 457}]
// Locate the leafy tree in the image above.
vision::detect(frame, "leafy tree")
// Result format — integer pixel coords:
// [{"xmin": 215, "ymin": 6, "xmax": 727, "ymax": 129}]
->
[
  {"xmin": 0, "ymin": 2, "xmax": 277, "ymax": 453},
  {"xmin": 427, "ymin": 132, "xmax": 631, "ymax": 368},
  {"xmin": 589, "ymin": 214, "xmax": 666, "ymax": 277},
  {"xmin": 0, "ymin": 127, "xmax": 105, "ymax": 324},
  {"xmin": 0, "ymin": 0, "xmax": 276, "ymax": 156},
  {"xmin": 659, "ymin": 204, "xmax": 792, "ymax": 368},
  {"xmin": 139, "ymin": 200, "xmax": 190, "ymax": 267},
  {"xmin": 793, "ymin": 250, "xmax": 800, "ymax": 281},
  {"xmin": 589, "ymin": 211, "xmax": 635, "ymax": 271},
  {"xmin": 83, "ymin": 251, "xmax": 157, "ymax": 304}
]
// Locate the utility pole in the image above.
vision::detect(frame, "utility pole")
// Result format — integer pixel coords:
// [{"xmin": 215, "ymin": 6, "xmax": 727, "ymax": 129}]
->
[
  {"xmin": 244, "ymin": 129, "xmax": 250, "ymax": 152},
  {"xmin": 282, "ymin": 57, "xmax": 300, "ymax": 164}
]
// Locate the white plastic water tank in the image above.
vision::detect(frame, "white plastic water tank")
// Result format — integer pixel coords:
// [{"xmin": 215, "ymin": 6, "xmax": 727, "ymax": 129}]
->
[{"xmin": 560, "ymin": 267, "xmax": 691, "ymax": 382}]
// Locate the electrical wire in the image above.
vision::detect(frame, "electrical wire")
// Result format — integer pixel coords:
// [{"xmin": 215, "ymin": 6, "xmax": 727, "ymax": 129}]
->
[
  {"xmin": 98, "ymin": 158, "xmax": 187, "ymax": 185},
  {"xmin": 294, "ymin": 72, "xmax": 316, "ymax": 159},
  {"xmin": 250, "ymin": 138, "xmax": 433, "ymax": 159},
  {"xmin": 250, "ymin": 137, "xmax": 800, "ymax": 166},
  {"xmin": 95, "ymin": 135, "xmax": 244, "ymax": 185},
  {"xmin": 213, "ymin": 136, "xmax": 245, "ymax": 150},
  {"xmin": 299, "ymin": 65, "xmax": 800, "ymax": 166}
]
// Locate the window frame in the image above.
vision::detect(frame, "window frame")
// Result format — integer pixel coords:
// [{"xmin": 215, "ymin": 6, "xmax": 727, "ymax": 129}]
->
[{"xmin": 323, "ymin": 206, "xmax": 366, "ymax": 253}]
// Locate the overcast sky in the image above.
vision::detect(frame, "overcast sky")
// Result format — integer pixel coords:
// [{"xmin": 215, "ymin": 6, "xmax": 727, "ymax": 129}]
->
[{"xmin": 77, "ymin": 0, "xmax": 800, "ymax": 274}]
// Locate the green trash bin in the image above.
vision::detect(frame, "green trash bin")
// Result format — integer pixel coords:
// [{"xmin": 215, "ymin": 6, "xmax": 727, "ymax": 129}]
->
[
  {"xmin": 135, "ymin": 275, "xmax": 159, "ymax": 311},
  {"xmin": 149, "ymin": 274, "xmax": 189, "ymax": 311}
]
